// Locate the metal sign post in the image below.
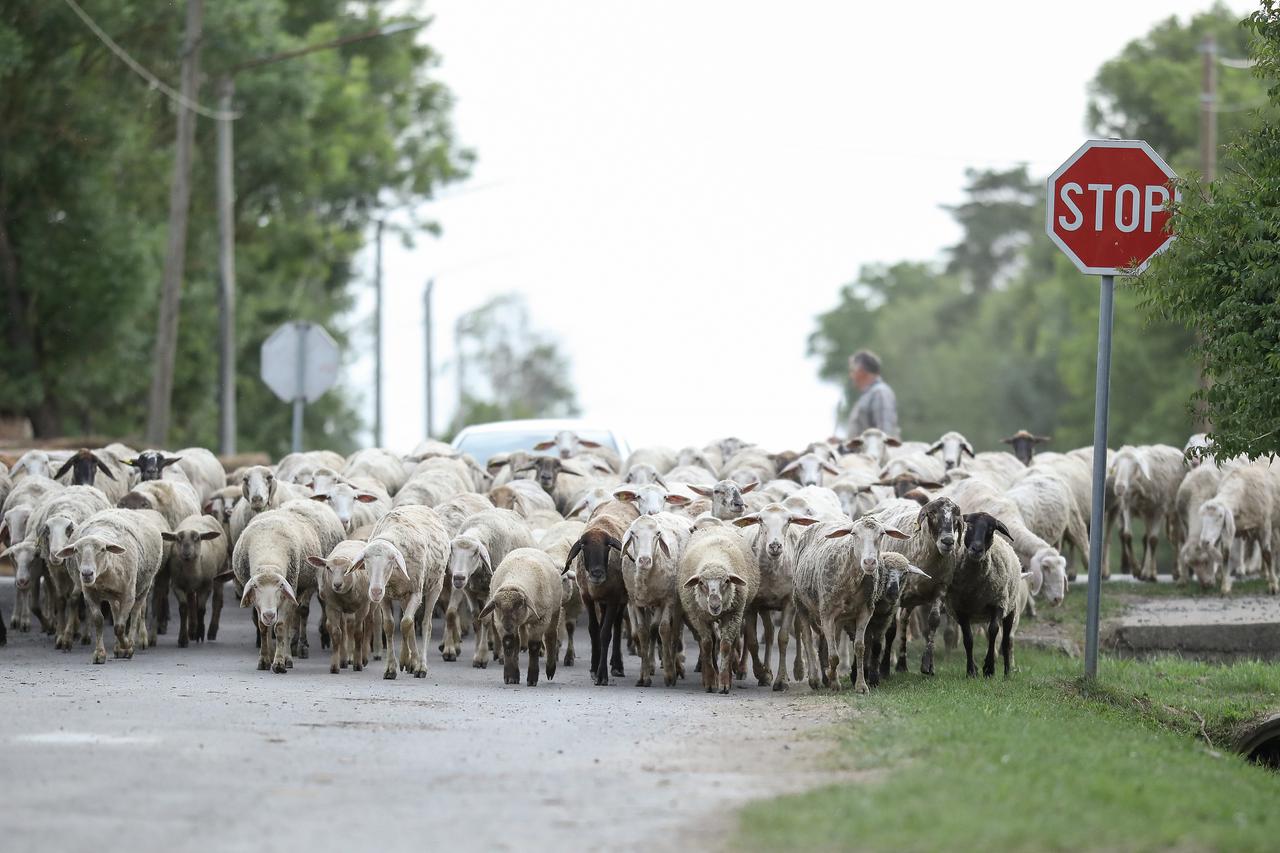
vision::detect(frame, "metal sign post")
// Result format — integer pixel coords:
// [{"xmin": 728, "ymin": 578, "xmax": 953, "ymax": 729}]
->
[
  {"xmin": 1045, "ymin": 139, "xmax": 1178, "ymax": 680},
  {"xmin": 292, "ymin": 322, "xmax": 309, "ymax": 452}
]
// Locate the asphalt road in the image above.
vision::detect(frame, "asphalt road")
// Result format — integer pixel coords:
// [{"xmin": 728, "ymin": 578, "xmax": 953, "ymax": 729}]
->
[{"xmin": 0, "ymin": 578, "xmax": 846, "ymax": 853}]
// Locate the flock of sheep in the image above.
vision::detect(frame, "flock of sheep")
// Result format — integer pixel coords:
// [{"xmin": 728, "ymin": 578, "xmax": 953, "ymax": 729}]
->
[{"xmin": 0, "ymin": 426, "xmax": 1273, "ymax": 695}]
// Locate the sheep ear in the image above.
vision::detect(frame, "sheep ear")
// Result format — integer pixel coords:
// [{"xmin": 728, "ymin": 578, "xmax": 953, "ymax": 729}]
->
[
  {"xmin": 161, "ymin": 531, "xmax": 178, "ymax": 542},
  {"xmin": 1020, "ymin": 571, "xmax": 1034, "ymax": 580},
  {"xmin": 789, "ymin": 516, "xmax": 820, "ymax": 527},
  {"xmin": 199, "ymin": 530, "xmax": 222, "ymax": 541},
  {"xmin": 54, "ymin": 457, "xmax": 76, "ymax": 480},
  {"xmin": 478, "ymin": 598, "xmax": 497, "ymax": 619},
  {"xmin": 885, "ymin": 437, "xmax": 902, "ymax": 447},
  {"xmin": 355, "ymin": 493, "xmax": 379, "ymax": 504},
  {"xmin": 392, "ymin": 548, "xmax": 410, "ymax": 581},
  {"xmin": 1000, "ymin": 436, "xmax": 1015, "ymax": 445},
  {"xmin": 654, "ymin": 474, "xmax": 667, "ymax": 488},
  {"xmin": 687, "ymin": 485, "xmax": 712, "ymax": 497},
  {"xmin": 612, "ymin": 487, "xmax": 639, "ymax": 502},
  {"xmin": 1136, "ymin": 455, "xmax": 1153, "ymax": 482},
  {"xmin": 239, "ymin": 577, "xmax": 258, "ymax": 607},
  {"xmin": 905, "ymin": 564, "xmax": 931, "ymax": 578},
  {"xmin": 779, "ymin": 460, "xmax": 800, "ymax": 475},
  {"xmin": 94, "ymin": 456, "xmax": 116, "ymax": 480},
  {"xmin": 821, "ymin": 462, "xmax": 841, "ymax": 476},
  {"xmin": 346, "ymin": 558, "xmax": 366, "ymax": 575},
  {"xmin": 104, "ymin": 542, "xmax": 127, "ymax": 554},
  {"xmin": 664, "ymin": 494, "xmax": 691, "ymax": 506},
  {"xmin": 123, "ymin": 458, "xmax": 139, "ymax": 468},
  {"xmin": 310, "ymin": 494, "xmax": 329, "ymax": 502},
  {"xmin": 563, "ymin": 540, "xmax": 582, "ymax": 574},
  {"xmin": 278, "ymin": 576, "xmax": 298, "ymax": 604},
  {"xmin": 305, "ymin": 556, "xmax": 328, "ymax": 570},
  {"xmin": 994, "ymin": 521, "xmax": 1014, "ymax": 541},
  {"xmin": 605, "ymin": 536, "xmax": 623, "ymax": 553},
  {"xmin": 1034, "ymin": 435, "xmax": 1052, "ymax": 444},
  {"xmin": 732, "ymin": 514, "xmax": 760, "ymax": 528},
  {"xmin": 579, "ymin": 439, "xmax": 602, "ymax": 449},
  {"xmin": 727, "ymin": 573, "xmax": 748, "ymax": 587},
  {"xmin": 532, "ymin": 440, "xmax": 556, "ymax": 451},
  {"xmin": 917, "ymin": 481, "xmax": 944, "ymax": 490},
  {"xmin": 162, "ymin": 456, "xmax": 184, "ymax": 469},
  {"xmin": 826, "ymin": 527, "xmax": 853, "ymax": 539},
  {"xmin": 620, "ymin": 531, "xmax": 634, "ymax": 559},
  {"xmin": 682, "ymin": 575, "xmax": 702, "ymax": 589},
  {"xmin": 843, "ymin": 439, "xmax": 864, "ymax": 452},
  {"xmin": 962, "ymin": 442, "xmax": 975, "ymax": 458},
  {"xmin": 656, "ymin": 534, "xmax": 672, "ymax": 559},
  {"xmin": 925, "ymin": 442, "xmax": 943, "ymax": 456},
  {"xmin": 883, "ymin": 527, "xmax": 910, "ymax": 540},
  {"xmin": 566, "ymin": 499, "xmax": 588, "ymax": 518},
  {"xmin": 740, "ymin": 481, "xmax": 759, "ymax": 494}
]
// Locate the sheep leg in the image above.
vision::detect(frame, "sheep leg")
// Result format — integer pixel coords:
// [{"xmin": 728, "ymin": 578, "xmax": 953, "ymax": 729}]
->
[
  {"xmin": 634, "ymin": 606, "xmax": 653, "ymax": 687},
  {"xmin": 544, "ymin": 621, "xmax": 560, "ymax": 681},
  {"xmin": 1119, "ymin": 507, "xmax": 1135, "ymax": 575},
  {"xmin": 87, "ymin": 594, "xmax": 107, "ymax": 665},
  {"xmin": 177, "ymin": 595, "xmax": 190, "ymax": 649},
  {"xmin": 718, "ymin": 625, "xmax": 737, "ymax": 695},
  {"xmin": 152, "ymin": 567, "xmax": 169, "ymax": 636},
  {"xmin": 319, "ymin": 600, "xmax": 332, "ymax": 649},
  {"xmin": 773, "ymin": 602, "xmax": 793, "ymax": 691},
  {"xmin": 982, "ymin": 611, "xmax": 1000, "ymax": 677},
  {"xmin": 327, "ymin": 605, "xmax": 345, "ymax": 674},
  {"xmin": 850, "ymin": 608, "xmax": 874, "ymax": 694},
  {"xmin": 1000, "ymin": 611, "xmax": 1016, "ymax": 676},
  {"xmin": 193, "ymin": 588, "xmax": 208, "ymax": 643},
  {"xmin": 743, "ymin": 609, "xmax": 768, "ymax": 686},
  {"xmin": 563, "ymin": 617, "xmax": 576, "ymax": 667},
  {"xmin": 920, "ymin": 600, "xmax": 942, "ymax": 676},
  {"xmin": 586, "ymin": 600, "xmax": 601, "ymax": 675},
  {"xmin": 295, "ymin": 595, "xmax": 312, "ymax": 659},
  {"xmin": 57, "ymin": 588, "xmax": 78, "ymax": 651},
  {"xmin": 417, "ymin": 585, "xmax": 440, "ymax": 677},
  {"xmin": 894, "ymin": 606, "xmax": 910, "ymax": 673},
  {"xmin": 879, "ymin": 619, "xmax": 896, "ymax": 679},
  {"xmin": 471, "ymin": 595, "xmax": 493, "ymax": 670},
  {"xmin": 380, "ymin": 601, "xmax": 398, "ymax": 680},
  {"xmin": 623, "ymin": 607, "xmax": 636, "ymax": 657},
  {"xmin": 610, "ymin": 603, "xmax": 626, "ymax": 678},
  {"xmin": 8, "ymin": 587, "xmax": 21, "ymax": 630},
  {"xmin": 399, "ymin": 592, "xmax": 423, "ymax": 677},
  {"xmin": 699, "ymin": 630, "xmax": 717, "ymax": 692},
  {"xmin": 822, "ymin": 616, "xmax": 843, "ymax": 691},
  {"xmin": 256, "ymin": 613, "xmax": 271, "ymax": 670},
  {"xmin": 121, "ymin": 592, "xmax": 143, "ymax": 659},
  {"xmin": 208, "ymin": 581, "xmax": 223, "ymax": 641},
  {"xmin": 352, "ymin": 606, "xmax": 368, "ymax": 671},
  {"xmin": 658, "ymin": 607, "xmax": 678, "ymax": 687},
  {"xmin": 441, "ymin": 596, "xmax": 462, "ymax": 661},
  {"xmin": 959, "ymin": 614, "xmax": 977, "ymax": 677},
  {"xmin": 502, "ymin": 632, "xmax": 520, "ymax": 684},
  {"xmin": 594, "ymin": 602, "xmax": 614, "ymax": 686},
  {"xmin": 271, "ymin": 604, "xmax": 293, "ymax": 673},
  {"xmin": 1264, "ymin": 528, "xmax": 1278, "ymax": 595},
  {"xmin": 526, "ymin": 637, "xmax": 542, "ymax": 687}
]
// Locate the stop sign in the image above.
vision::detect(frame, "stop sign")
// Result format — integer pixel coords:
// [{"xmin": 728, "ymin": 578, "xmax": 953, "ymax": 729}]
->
[{"xmin": 1045, "ymin": 139, "xmax": 1178, "ymax": 276}]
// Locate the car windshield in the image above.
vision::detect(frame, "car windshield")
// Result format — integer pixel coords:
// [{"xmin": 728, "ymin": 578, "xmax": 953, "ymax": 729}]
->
[{"xmin": 455, "ymin": 429, "xmax": 617, "ymax": 466}]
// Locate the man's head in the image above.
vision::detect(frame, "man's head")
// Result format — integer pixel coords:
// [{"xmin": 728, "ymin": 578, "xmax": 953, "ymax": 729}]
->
[{"xmin": 848, "ymin": 350, "xmax": 881, "ymax": 392}]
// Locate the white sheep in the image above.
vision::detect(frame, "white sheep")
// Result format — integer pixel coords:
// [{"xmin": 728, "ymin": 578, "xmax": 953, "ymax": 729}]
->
[
  {"xmin": 275, "ymin": 450, "xmax": 347, "ymax": 485},
  {"xmin": 432, "ymin": 493, "xmax": 494, "ymax": 535},
  {"xmin": 479, "ymin": 547, "xmax": 564, "ymax": 686},
  {"xmin": 55, "ymin": 508, "xmax": 164, "ymax": 664},
  {"xmin": 310, "ymin": 476, "xmax": 391, "ymax": 534},
  {"xmin": 539, "ymin": 519, "xmax": 586, "ymax": 666},
  {"xmin": 926, "ymin": 430, "xmax": 975, "ymax": 471},
  {"xmin": 441, "ymin": 508, "xmax": 536, "ymax": 665},
  {"xmin": 1172, "ymin": 462, "xmax": 1223, "ymax": 587},
  {"xmin": 624, "ymin": 446, "xmax": 677, "ymax": 476},
  {"xmin": 677, "ymin": 522, "xmax": 758, "ymax": 695},
  {"xmin": 778, "ymin": 453, "xmax": 841, "ymax": 487},
  {"xmin": 229, "ymin": 465, "xmax": 312, "ymax": 546},
  {"xmin": 954, "ymin": 451, "xmax": 1026, "ymax": 490},
  {"xmin": 620, "ymin": 511, "xmax": 693, "ymax": 687},
  {"xmin": 307, "ymin": 539, "xmax": 374, "ymax": 674},
  {"xmin": 842, "ymin": 428, "xmax": 901, "ymax": 467},
  {"xmin": 880, "ymin": 452, "xmax": 947, "ymax": 486},
  {"xmin": 488, "ymin": 480, "xmax": 557, "ymax": 519},
  {"xmin": 1194, "ymin": 464, "xmax": 1278, "ymax": 594},
  {"xmin": 27, "ymin": 485, "xmax": 112, "ymax": 649},
  {"xmin": 343, "ymin": 448, "xmax": 409, "ymax": 496},
  {"xmin": 1110, "ymin": 444, "xmax": 1185, "ymax": 580}
]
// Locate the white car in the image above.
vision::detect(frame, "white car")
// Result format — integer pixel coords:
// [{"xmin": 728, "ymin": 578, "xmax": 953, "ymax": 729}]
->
[{"xmin": 450, "ymin": 418, "xmax": 632, "ymax": 467}]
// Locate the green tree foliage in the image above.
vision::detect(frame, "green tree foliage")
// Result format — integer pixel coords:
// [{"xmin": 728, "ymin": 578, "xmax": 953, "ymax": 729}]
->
[
  {"xmin": 1135, "ymin": 3, "xmax": 1280, "ymax": 461},
  {"xmin": 1088, "ymin": 2, "xmax": 1277, "ymax": 173},
  {"xmin": 0, "ymin": 1, "xmax": 470, "ymax": 455},
  {"xmin": 445, "ymin": 294, "xmax": 580, "ymax": 439}
]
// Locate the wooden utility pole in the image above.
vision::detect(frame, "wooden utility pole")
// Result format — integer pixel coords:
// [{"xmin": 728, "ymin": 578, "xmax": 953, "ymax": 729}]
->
[
  {"xmin": 1195, "ymin": 34, "xmax": 1217, "ymax": 433},
  {"xmin": 146, "ymin": 0, "xmax": 203, "ymax": 447}
]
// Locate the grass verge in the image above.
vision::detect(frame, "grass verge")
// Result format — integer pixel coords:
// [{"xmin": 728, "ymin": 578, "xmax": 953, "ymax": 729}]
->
[{"xmin": 739, "ymin": 646, "xmax": 1280, "ymax": 851}]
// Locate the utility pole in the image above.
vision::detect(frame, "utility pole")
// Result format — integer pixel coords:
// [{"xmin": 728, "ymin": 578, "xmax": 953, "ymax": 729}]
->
[
  {"xmin": 216, "ymin": 75, "xmax": 236, "ymax": 456},
  {"xmin": 374, "ymin": 220, "xmax": 384, "ymax": 447},
  {"xmin": 1200, "ymin": 34, "xmax": 1218, "ymax": 185},
  {"xmin": 145, "ymin": 0, "xmax": 203, "ymax": 447},
  {"xmin": 423, "ymin": 279, "xmax": 434, "ymax": 438}
]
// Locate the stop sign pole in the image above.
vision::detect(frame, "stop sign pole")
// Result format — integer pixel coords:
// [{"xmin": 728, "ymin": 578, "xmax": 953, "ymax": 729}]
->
[{"xmin": 1045, "ymin": 139, "xmax": 1178, "ymax": 679}]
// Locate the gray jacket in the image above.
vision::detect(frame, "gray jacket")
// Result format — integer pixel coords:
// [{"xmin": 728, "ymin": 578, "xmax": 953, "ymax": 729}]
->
[{"xmin": 848, "ymin": 378, "xmax": 899, "ymax": 438}]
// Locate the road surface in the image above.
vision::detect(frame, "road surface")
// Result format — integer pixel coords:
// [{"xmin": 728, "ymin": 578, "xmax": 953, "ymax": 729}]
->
[{"xmin": 0, "ymin": 579, "xmax": 847, "ymax": 853}]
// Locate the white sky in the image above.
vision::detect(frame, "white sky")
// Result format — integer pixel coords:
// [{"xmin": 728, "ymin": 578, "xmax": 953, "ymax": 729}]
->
[{"xmin": 345, "ymin": 1, "xmax": 1249, "ymax": 453}]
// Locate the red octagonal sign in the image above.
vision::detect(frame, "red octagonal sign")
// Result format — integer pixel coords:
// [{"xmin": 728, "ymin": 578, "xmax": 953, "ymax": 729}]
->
[{"xmin": 1046, "ymin": 139, "xmax": 1179, "ymax": 276}]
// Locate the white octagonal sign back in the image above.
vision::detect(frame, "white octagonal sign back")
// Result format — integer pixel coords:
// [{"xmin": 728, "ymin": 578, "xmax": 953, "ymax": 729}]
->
[{"xmin": 261, "ymin": 321, "xmax": 341, "ymax": 404}]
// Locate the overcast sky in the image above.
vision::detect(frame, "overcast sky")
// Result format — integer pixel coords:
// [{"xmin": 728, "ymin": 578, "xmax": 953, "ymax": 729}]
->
[{"xmin": 348, "ymin": 1, "xmax": 1249, "ymax": 453}]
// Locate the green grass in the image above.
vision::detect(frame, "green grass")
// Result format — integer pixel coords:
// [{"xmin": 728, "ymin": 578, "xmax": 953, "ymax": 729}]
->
[{"xmin": 739, "ymin": 590, "xmax": 1280, "ymax": 852}]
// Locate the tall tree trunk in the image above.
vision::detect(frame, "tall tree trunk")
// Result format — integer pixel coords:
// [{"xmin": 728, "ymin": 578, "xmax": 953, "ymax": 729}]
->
[
  {"xmin": 0, "ymin": 196, "xmax": 54, "ymax": 436},
  {"xmin": 145, "ymin": 0, "xmax": 203, "ymax": 447}
]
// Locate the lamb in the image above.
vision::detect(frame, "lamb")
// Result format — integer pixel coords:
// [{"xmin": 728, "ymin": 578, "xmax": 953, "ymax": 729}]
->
[
  {"xmin": 343, "ymin": 448, "xmax": 409, "ymax": 496},
  {"xmin": 861, "ymin": 551, "xmax": 929, "ymax": 688},
  {"xmin": 733, "ymin": 504, "xmax": 820, "ymax": 690},
  {"xmin": 1172, "ymin": 463, "xmax": 1223, "ymax": 587},
  {"xmin": 55, "ymin": 508, "xmax": 164, "ymax": 664},
  {"xmin": 1002, "ymin": 429, "xmax": 1052, "ymax": 465},
  {"xmin": 30, "ymin": 485, "xmax": 113, "ymax": 649},
  {"xmin": 1193, "ymin": 464, "xmax": 1278, "ymax": 594},
  {"xmin": 488, "ymin": 480, "xmax": 558, "ymax": 518},
  {"xmin": 161, "ymin": 514, "xmax": 228, "ymax": 647},
  {"xmin": 926, "ymin": 430, "xmax": 975, "ymax": 471},
  {"xmin": 948, "ymin": 512, "xmax": 1024, "ymax": 677},
  {"xmin": 620, "ymin": 511, "xmax": 694, "ymax": 687},
  {"xmin": 229, "ymin": 466, "xmax": 312, "ymax": 545},
  {"xmin": 231, "ymin": 500, "xmax": 345, "ymax": 673},
  {"xmin": 309, "ymin": 477, "xmax": 391, "ymax": 533},
  {"xmin": 792, "ymin": 516, "xmax": 908, "ymax": 693},
  {"xmin": 307, "ymin": 539, "xmax": 373, "ymax": 674},
  {"xmin": 566, "ymin": 499, "xmax": 639, "ymax": 686},
  {"xmin": 869, "ymin": 497, "xmax": 965, "ymax": 677},
  {"xmin": 539, "ymin": 519, "xmax": 586, "ymax": 666},
  {"xmin": 677, "ymin": 522, "xmax": 758, "ymax": 695},
  {"xmin": 1110, "ymin": 444, "xmax": 1185, "ymax": 580},
  {"xmin": 441, "ymin": 508, "xmax": 536, "ymax": 664},
  {"xmin": 479, "ymin": 547, "xmax": 564, "ymax": 686}
]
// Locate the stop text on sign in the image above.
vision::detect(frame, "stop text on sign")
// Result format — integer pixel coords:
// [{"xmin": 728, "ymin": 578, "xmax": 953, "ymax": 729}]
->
[{"xmin": 1045, "ymin": 139, "xmax": 1178, "ymax": 276}]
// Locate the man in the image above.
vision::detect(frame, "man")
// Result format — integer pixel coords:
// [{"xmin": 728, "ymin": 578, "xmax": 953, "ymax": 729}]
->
[{"xmin": 846, "ymin": 350, "xmax": 899, "ymax": 438}]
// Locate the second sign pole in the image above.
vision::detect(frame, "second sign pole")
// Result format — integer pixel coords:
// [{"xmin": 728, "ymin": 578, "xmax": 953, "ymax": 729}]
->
[{"xmin": 1084, "ymin": 274, "xmax": 1114, "ymax": 679}]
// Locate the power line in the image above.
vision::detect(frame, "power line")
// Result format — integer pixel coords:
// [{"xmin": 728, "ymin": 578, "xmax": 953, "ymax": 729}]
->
[{"xmin": 61, "ymin": 0, "xmax": 239, "ymax": 120}]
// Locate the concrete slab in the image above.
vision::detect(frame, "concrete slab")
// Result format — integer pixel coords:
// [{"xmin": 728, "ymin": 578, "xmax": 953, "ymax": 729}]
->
[{"xmin": 1107, "ymin": 596, "xmax": 1280, "ymax": 662}]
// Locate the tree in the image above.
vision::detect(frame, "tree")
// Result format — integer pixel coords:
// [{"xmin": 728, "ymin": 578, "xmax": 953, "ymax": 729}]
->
[
  {"xmin": 943, "ymin": 166, "xmax": 1040, "ymax": 294},
  {"xmin": 446, "ymin": 294, "xmax": 580, "ymax": 438},
  {"xmin": 0, "ymin": 1, "xmax": 470, "ymax": 456},
  {"xmin": 1135, "ymin": 2, "xmax": 1280, "ymax": 461}
]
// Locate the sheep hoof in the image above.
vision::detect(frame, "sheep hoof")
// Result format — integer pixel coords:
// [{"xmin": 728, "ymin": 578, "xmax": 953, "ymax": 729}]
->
[
  {"xmin": 272, "ymin": 662, "xmax": 288, "ymax": 674},
  {"xmin": 719, "ymin": 684, "xmax": 730, "ymax": 695},
  {"xmin": 505, "ymin": 674, "xmax": 519, "ymax": 685},
  {"xmin": 894, "ymin": 657, "xmax": 907, "ymax": 673},
  {"xmin": 178, "ymin": 637, "xmax": 188, "ymax": 649},
  {"xmin": 257, "ymin": 659, "xmax": 268, "ymax": 671},
  {"xmin": 854, "ymin": 682, "xmax": 869, "ymax": 695},
  {"xmin": 384, "ymin": 668, "xmax": 397, "ymax": 680},
  {"xmin": 472, "ymin": 660, "xmax": 488, "ymax": 669},
  {"xmin": 636, "ymin": 677, "xmax": 650, "ymax": 687},
  {"xmin": 807, "ymin": 677, "xmax": 821, "ymax": 690},
  {"xmin": 352, "ymin": 663, "xmax": 363, "ymax": 672},
  {"xmin": 298, "ymin": 646, "xmax": 309, "ymax": 659},
  {"xmin": 441, "ymin": 651, "xmax": 456, "ymax": 662},
  {"xmin": 285, "ymin": 658, "xmax": 293, "ymax": 669},
  {"xmin": 330, "ymin": 664, "xmax": 339, "ymax": 674},
  {"xmin": 594, "ymin": 673, "xmax": 610, "ymax": 687},
  {"xmin": 611, "ymin": 665, "xmax": 625, "ymax": 677},
  {"xmin": 92, "ymin": 651, "xmax": 106, "ymax": 665},
  {"xmin": 773, "ymin": 680, "xmax": 788, "ymax": 692},
  {"xmin": 563, "ymin": 651, "xmax": 574, "ymax": 667},
  {"xmin": 414, "ymin": 669, "xmax": 426, "ymax": 679}
]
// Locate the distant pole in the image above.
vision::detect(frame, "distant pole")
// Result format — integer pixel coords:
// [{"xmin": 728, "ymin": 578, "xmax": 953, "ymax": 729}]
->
[
  {"xmin": 424, "ymin": 279, "xmax": 435, "ymax": 438},
  {"xmin": 291, "ymin": 322, "xmax": 308, "ymax": 453},
  {"xmin": 145, "ymin": 0, "xmax": 203, "ymax": 447},
  {"xmin": 1200, "ymin": 35, "xmax": 1218, "ymax": 184},
  {"xmin": 374, "ymin": 220, "xmax": 384, "ymax": 447},
  {"xmin": 1084, "ymin": 275, "xmax": 1115, "ymax": 680},
  {"xmin": 216, "ymin": 75, "xmax": 236, "ymax": 456}
]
